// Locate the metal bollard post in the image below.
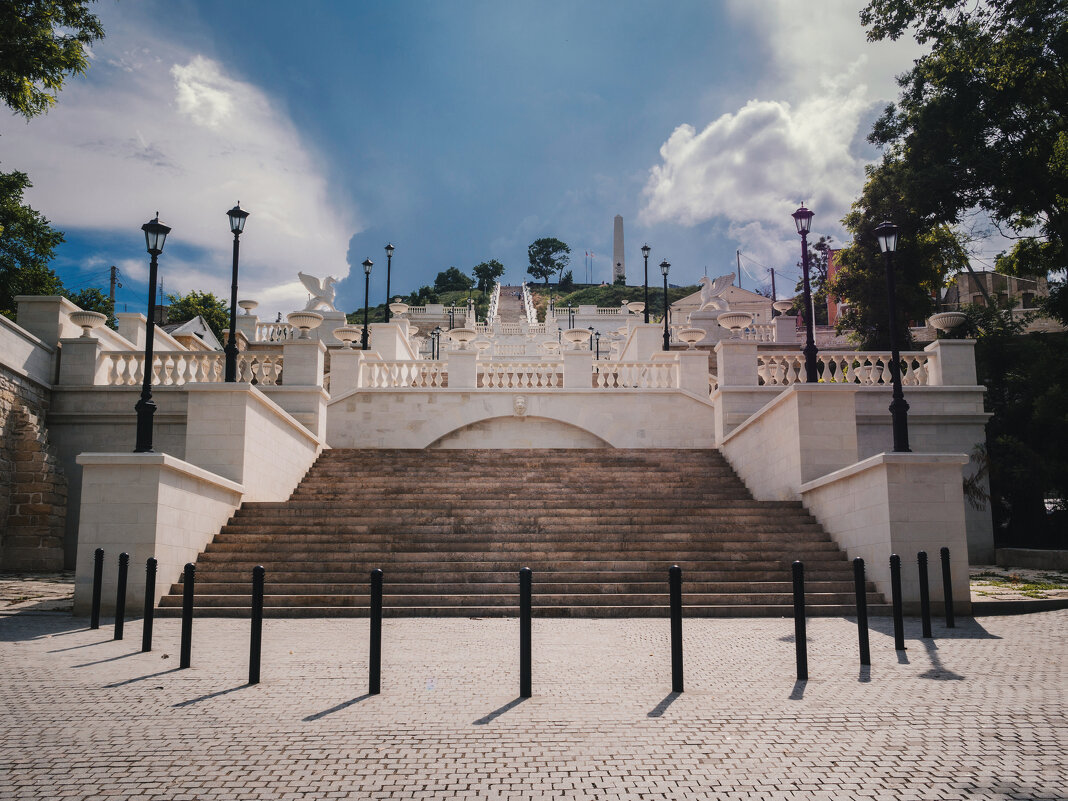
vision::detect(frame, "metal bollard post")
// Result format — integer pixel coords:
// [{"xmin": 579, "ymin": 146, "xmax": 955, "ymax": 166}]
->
[
  {"xmin": 918, "ymin": 551, "xmax": 932, "ymax": 638},
  {"xmin": 90, "ymin": 548, "xmax": 104, "ymax": 629},
  {"xmin": 142, "ymin": 558, "xmax": 157, "ymax": 653},
  {"xmin": 180, "ymin": 563, "xmax": 195, "ymax": 669},
  {"xmin": 369, "ymin": 568, "xmax": 383, "ymax": 695},
  {"xmin": 114, "ymin": 553, "xmax": 129, "ymax": 641},
  {"xmin": 792, "ymin": 561, "xmax": 808, "ymax": 681},
  {"xmin": 853, "ymin": 557, "xmax": 870, "ymax": 666},
  {"xmin": 520, "ymin": 567, "xmax": 532, "ymax": 698},
  {"xmin": 669, "ymin": 565, "xmax": 683, "ymax": 693},
  {"xmin": 940, "ymin": 547, "xmax": 955, "ymax": 628},
  {"xmin": 890, "ymin": 554, "xmax": 905, "ymax": 651},
  {"xmin": 249, "ymin": 566, "xmax": 264, "ymax": 685}
]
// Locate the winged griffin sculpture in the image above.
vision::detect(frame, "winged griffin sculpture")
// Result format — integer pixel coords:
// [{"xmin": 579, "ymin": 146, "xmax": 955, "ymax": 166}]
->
[
  {"xmin": 298, "ymin": 272, "xmax": 339, "ymax": 312},
  {"xmin": 698, "ymin": 274, "xmax": 736, "ymax": 311}
]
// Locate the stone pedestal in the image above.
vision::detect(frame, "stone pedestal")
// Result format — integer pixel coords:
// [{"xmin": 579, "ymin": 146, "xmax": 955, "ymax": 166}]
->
[{"xmin": 312, "ymin": 311, "xmax": 348, "ymax": 345}]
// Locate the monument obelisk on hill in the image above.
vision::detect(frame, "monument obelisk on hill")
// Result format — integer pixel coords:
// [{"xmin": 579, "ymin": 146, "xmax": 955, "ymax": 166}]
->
[{"xmin": 612, "ymin": 215, "xmax": 625, "ymax": 283}]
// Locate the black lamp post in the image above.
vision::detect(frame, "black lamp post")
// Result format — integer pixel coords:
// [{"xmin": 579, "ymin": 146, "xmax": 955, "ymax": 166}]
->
[
  {"xmin": 224, "ymin": 203, "xmax": 249, "ymax": 382},
  {"xmin": 594, "ymin": 331, "xmax": 601, "ymax": 360},
  {"xmin": 875, "ymin": 221, "xmax": 911, "ymax": 452},
  {"xmin": 431, "ymin": 326, "xmax": 442, "ymax": 360},
  {"xmin": 641, "ymin": 243, "xmax": 651, "ymax": 323},
  {"xmin": 660, "ymin": 260, "xmax": 671, "ymax": 351},
  {"xmin": 384, "ymin": 243, "xmax": 395, "ymax": 322},
  {"xmin": 448, "ymin": 309, "xmax": 455, "ymax": 330},
  {"xmin": 134, "ymin": 213, "xmax": 171, "ymax": 453},
  {"xmin": 792, "ymin": 203, "xmax": 818, "ymax": 382},
  {"xmin": 567, "ymin": 302, "xmax": 574, "ymax": 328},
  {"xmin": 361, "ymin": 258, "xmax": 373, "ymax": 350}
]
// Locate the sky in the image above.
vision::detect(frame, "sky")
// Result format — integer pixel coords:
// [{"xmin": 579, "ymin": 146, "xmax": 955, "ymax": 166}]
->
[{"xmin": 3, "ymin": 0, "xmax": 940, "ymax": 319}]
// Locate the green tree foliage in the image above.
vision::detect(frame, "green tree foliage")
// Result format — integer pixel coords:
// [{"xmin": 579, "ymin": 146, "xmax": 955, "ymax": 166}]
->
[
  {"xmin": 404, "ymin": 285, "xmax": 439, "ymax": 305},
  {"xmin": 433, "ymin": 266, "xmax": 474, "ymax": 293},
  {"xmin": 165, "ymin": 290, "xmax": 229, "ymax": 342},
  {"xmin": 861, "ymin": 0, "xmax": 1068, "ymax": 277},
  {"xmin": 791, "ymin": 236, "xmax": 834, "ymax": 326},
  {"xmin": 527, "ymin": 238, "xmax": 570, "ymax": 285},
  {"xmin": 0, "ymin": 0, "xmax": 104, "ymax": 120},
  {"xmin": 558, "ymin": 270, "xmax": 574, "ymax": 292},
  {"xmin": 830, "ymin": 160, "xmax": 969, "ymax": 348},
  {"xmin": 0, "ymin": 170, "xmax": 64, "ymax": 319},
  {"xmin": 64, "ymin": 286, "xmax": 114, "ymax": 327},
  {"xmin": 472, "ymin": 259, "xmax": 505, "ymax": 293}
]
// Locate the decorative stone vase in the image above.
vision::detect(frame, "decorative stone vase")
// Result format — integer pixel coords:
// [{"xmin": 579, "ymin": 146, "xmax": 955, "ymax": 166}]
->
[
  {"xmin": 717, "ymin": 311, "xmax": 754, "ymax": 339},
  {"xmin": 626, "ymin": 301, "xmax": 645, "ymax": 315},
  {"xmin": 69, "ymin": 310, "xmax": 108, "ymax": 338},
  {"xmin": 388, "ymin": 301, "xmax": 409, "ymax": 316},
  {"xmin": 676, "ymin": 327, "xmax": 707, "ymax": 350},
  {"xmin": 447, "ymin": 327, "xmax": 477, "ymax": 350},
  {"xmin": 929, "ymin": 312, "xmax": 967, "ymax": 334},
  {"xmin": 286, "ymin": 311, "xmax": 324, "ymax": 340},
  {"xmin": 773, "ymin": 300, "xmax": 795, "ymax": 314},
  {"xmin": 563, "ymin": 328, "xmax": 591, "ymax": 351},
  {"xmin": 333, "ymin": 326, "xmax": 362, "ymax": 349},
  {"xmin": 238, "ymin": 299, "xmax": 258, "ymax": 315},
  {"xmin": 474, "ymin": 339, "xmax": 492, "ymax": 356}
]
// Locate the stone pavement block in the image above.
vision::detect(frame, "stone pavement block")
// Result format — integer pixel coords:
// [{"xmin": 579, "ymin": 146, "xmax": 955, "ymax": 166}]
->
[{"xmin": 0, "ymin": 613, "xmax": 1066, "ymax": 799}]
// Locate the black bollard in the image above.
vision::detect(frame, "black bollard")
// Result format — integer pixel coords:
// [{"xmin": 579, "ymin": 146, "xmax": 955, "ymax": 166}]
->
[
  {"xmin": 114, "ymin": 552, "xmax": 129, "ymax": 640},
  {"xmin": 369, "ymin": 568, "xmax": 383, "ymax": 695},
  {"xmin": 890, "ymin": 554, "xmax": 906, "ymax": 651},
  {"xmin": 520, "ymin": 567, "xmax": 532, "ymax": 698},
  {"xmin": 90, "ymin": 548, "xmax": 104, "ymax": 629},
  {"xmin": 918, "ymin": 551, "xmax": 932, "ymax": 638},
  {"xmin": 249, "ymin": 566, "xmax": 264, "ymax": 685},
  {"xmin": 180, "ymin": 563, "xmax": 195, "ymax": 669},
  {"xmin": 142, "ymin": 558, "xmax": 157, "ymax": 653},
  {"xmin": 669, "ymin": 565, "xmax": 683, "ymax": 693},
  {"xmin": 792, "ymin": 561, "xmax": 808, "ymax": 681},
  {"xmin": 940, "ymin": 547, "xmax": 955, "ymax": 628},
  {"xmin": 853, "ymin": 557, "xmax": 870, "ymax": 666}
]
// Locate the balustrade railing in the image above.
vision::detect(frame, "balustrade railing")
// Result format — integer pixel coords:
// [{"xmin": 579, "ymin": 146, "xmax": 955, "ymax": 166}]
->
[
  {"xmin": 594, "ymin": 361, "xmax": 678, "ymax": 389},
  {"xmin": 596, "ymin": 307, "xmax": 626, "ymax": 316},
  {"xmin": 757, "ymin": 351, "xmax": 930, "ymax": 386},
  {"xmin": 360, "ymin": 360, "xmax": 448, "ymax": 388},
  {"xmin": 102, "ymin": 351, "xmax": 284, "ymax": 386},
  {"xmin": 494, "ymin": 343, "xmax": 529, "ymax": 357},
  {"xmin": 487, "ymin": 282, "xmax": 501, "ymax": 322},
  {"xmin": 479, "ymin": 361, "xmax": 563, "ymax": 389},
  {"xmin": 521, "ymin": 283, "xmax": 538, "ymax": 326},
  {"xmin": 740, "ymin": 324, "xmax": 775, "ymax": 342},
  {"xmin": 255, "ymin": 322, "xmax": 294, "ymax": 342}
]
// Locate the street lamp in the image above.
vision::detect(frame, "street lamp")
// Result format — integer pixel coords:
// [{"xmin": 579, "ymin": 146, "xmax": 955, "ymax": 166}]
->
[
  {"xmin": 660, "ymin": 260, "xmax": 671, "ymax": 351},
  {"xmin": 875, "ymin": 220, "xmax": 911, "ymax": 452},
  {"xmin": 792, "ymin": 203, "xmax": 818, "ymax": 382},
  {"xmin": 134, "ymin": 213, "xmax": 171, "ymax": 453},
  {"xmin": 384, "ymin": 243, "xmax": 395, "ymax": 322},
  {"xmin": 361, "ymin": 258, "xmax": 373, "ymax": 350},
  {"xmin": 567, "ymin": 302, "xmax": 574, "ymax": 328},
  {"xmin": 641, "ymin": 243, "xmax": 651, "ymax": 323},
  {"xmin": 224, "ymin": 203, "xmax": 249, "ymax": 382},
  {"xmin": 431, "ymin": 326, "xmax": 442, "ymax": 360},
  {"xmin": 594, "ymin": 330, "xmax": 601, "ymax": 360}
]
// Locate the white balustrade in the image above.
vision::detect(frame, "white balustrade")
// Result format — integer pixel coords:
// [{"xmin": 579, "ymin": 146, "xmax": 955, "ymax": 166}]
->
[
  {"xmin": 255, "ymin": 322, "xmax": 294, "ymax": 342},
  {"xmin": 596, "ymin": 307, "xmax": 625, "ymax": 315},
  {"xmin": 521, "ymin": 282, "xmax": 538, "ymax": 325},
  {"xmin": 486, "ymin": 282, "xmax": 501, "ymax": 322},
  {"xmin": 498, "ymin": 322, "xmax": 524, "ymax": 336},
  {"xmin": 494, "ymin": 343, "xmax": 529, "ymax": 357},
  {"xmin": 360, "ymin": 360, "xmax": 448, "ymax": 388},
  {"xmin": 756, "ymin": 351, "xmax": 930, "ymax": 386},
  {"xmin": 740, "ymin": 324, "xmax": 775, "ymax": 342},
  {"xmin": 594, "ymin": 361, "xmax": 678, "ymax": 389},
  {"xmin": 101, "ymin": 351, "xmax": 284, "ymax": 386},
  {"xmin": 479, "ymin": 361, "xmax": 563, "ymax": 389}
]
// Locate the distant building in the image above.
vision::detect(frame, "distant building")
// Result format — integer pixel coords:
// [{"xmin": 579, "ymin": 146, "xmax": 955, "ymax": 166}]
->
[{"xmin": 942, "ymin": 271, "xmax": 1048, "ymax": 311}]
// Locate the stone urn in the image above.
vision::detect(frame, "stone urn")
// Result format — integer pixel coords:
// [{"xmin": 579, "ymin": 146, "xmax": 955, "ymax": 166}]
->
[
  {"xmin": 388, "ymin": 300, "xmax": 410, "ymax": 316},
  {"xmin": 563, "ymin": 328, "xmax": 591, "ymax": 351},
  {"xmin": 333, "ymin": 326, "xmax": 362, "ymax": 349},
  {"xmin": 773, "ymin": 300, "xmax": 795, "ymax": 314},
  {"xmin": 447, "ymin": 327, "xmax": 477, "ymax": 350},
  {"xmin": 69, "ymin": 310, "xmax": 108, "ymax": 338},
  {"xmin": 626, "ymin": 301, "xmax": 645, "ymax": 316},
  {"xmin": 542, "ymin": 340, "xmax": 561, "ymax": 356},
  {"xmin": 717, "ymin": 311, "xmax": 754, "ymax": 339},
  {"xmin": 473, "ymin": 338, "xmax": 492, "ymax": 356},
  {"xmin": 676, "ymin": 327, "xmax": 707, "ymax": 350},
  {"xmin": 929, "ymin": 312, "xmax": 967, "ymax": 334},
  {"xmin": 238, "ymin": 299, "xmax": 258, "ymax": 315},
  {"xmin": 286, "ymin": 311, "xmax": 324, "ymax": 340}
]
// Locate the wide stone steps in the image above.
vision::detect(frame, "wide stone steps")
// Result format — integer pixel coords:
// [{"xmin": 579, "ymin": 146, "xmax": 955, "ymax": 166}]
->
[{"xmin": 155, "ymin": 448, "xmax": 886, "ymax": 617}]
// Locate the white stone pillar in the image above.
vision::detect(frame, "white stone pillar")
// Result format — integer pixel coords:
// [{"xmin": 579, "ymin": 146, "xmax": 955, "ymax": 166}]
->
[
  {"xmin": 924, "ymin": 339, "xmax": 977, "ymax": 386},
  {"xmin": 281, "ymin": 338, "xmax": 327, "ymax": 386},
  {"xmin": 235, "ymin": 310, "xmax": 258, "ymax": 343},
  {"xmin": 115, "ymin": 313, "xmax": 147, "ymax": 349},
  {"xmin": 446, "ymin": 348, "xmax": 477, "ymax": 388},
  {"xmin": 772, "ymin": 315, "xmax": 797, "ymax": 343},
  {"xmin": 618, "ymin": 324, "xmax": 664, "ymax": 361},
  {"xmin": 58, "ymin": 337, "xmax": 104, "ymax": 385},
  {"xmin": 677, "ymin": 350, "xmax": 710, "ymax": 397},
  {"xmin": 369, "ymin": 320, "xmax": 415, "ymax": 360},
  {"xmin": 713, "ymin": 340, "xmax": 759, "ymax": 387},
  {"xmin": 563, "ymin": 350, "xmax": 592, "ymax": 388}
]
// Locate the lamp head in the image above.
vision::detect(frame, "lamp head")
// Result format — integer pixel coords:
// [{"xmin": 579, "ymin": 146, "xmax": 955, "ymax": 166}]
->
[
  {"xmin": 791, "ymin": 203, "xmax": 814, "ymax": 235},
  {"xmin": 874, "ymin": 221, "xmax": 899, "ymax": 254},
  {"xmin": 142, "ymin": 213, "xmax": 171, "ymax": 255},
  {"xmin": 362, "ymin": 258, "xmax": 374, "ymax": 275},
  {"xmin": 659, "ymin": 260, "xmax": 670, "ymax": 277},
  {"xmin": 385, "ymin": 243, "xmax": 395, "ymax": 258},
  {"xmin": 226, "ymin": 202, "xmax": 249, "ymax": 235},
  {"xmin": 641, "ymin": 243, "xmax": 651, "ymax": 257}
]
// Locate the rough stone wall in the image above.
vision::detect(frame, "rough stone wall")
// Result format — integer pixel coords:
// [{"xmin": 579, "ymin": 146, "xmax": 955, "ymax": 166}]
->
[{"xmin": 0, "ymin": 365, "xmax": 67, "ymax": 570}]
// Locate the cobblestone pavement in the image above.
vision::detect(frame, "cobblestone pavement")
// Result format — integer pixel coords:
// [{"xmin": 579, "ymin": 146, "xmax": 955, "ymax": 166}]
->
[
  {"xmin": 0, "ymin": 571, "xmax": 73, "ymax": 613},
  {"xmin": 1, "ymin": 611, "xmax": 1065, "ymax": 800}
]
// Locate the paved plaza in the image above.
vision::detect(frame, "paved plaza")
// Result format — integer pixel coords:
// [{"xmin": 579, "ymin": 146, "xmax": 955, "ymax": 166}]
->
[{"xmin": 1, "ymin": 609, "xmax": 1065, "ymax": 800}]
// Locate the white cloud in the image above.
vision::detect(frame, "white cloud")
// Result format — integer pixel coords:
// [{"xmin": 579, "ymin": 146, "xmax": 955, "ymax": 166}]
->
[
  {"xmin": 641, "ymin": 0, "xmax": 924, "ymax": 262},
  {"xmin": 2, "ymin": 18, "xmax": 359, "ymax": 316}
]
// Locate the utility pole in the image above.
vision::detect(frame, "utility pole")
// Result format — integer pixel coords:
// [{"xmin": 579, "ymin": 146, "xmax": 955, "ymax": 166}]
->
[
  {"xmin": 736, "ymin": 250, "xmax": 742, "ymax": 288},
  {"xmin": 770, "ymin": 268, "xmax": 777, "ymax": 301},
  {"xmin": 108, "ymin": 266, "xmax": 121, "ymax": 305}
]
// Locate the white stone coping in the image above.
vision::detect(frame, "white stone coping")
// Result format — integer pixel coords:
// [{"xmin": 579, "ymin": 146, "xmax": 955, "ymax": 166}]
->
[
  {"xmin": 721, "ymin": 384, "xmax": 859, "ymax": 446},
  {"xmin": 0, "ymin": 313, "xmax": 54, "ymax": 387},
  {"xmin": 75, "ymin": 451, "xmax": 246, "ymax": 495},
  {"xmin": 184, "ymin": 382, "xmax": 325, "ymax": 446},
  {"xmin": 800, "ymin": 451, "xmax": 969, "ymax": 494}
]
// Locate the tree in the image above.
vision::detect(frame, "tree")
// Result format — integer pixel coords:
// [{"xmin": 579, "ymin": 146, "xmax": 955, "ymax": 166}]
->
[
  {"xmin": 433, "ymin": 267, "xmax": 474, "ymax": 293},
  {"xmin": 829, "ymin": 158, "xmax": 969, "ymax": 348},
  {"xmin": 472, "ymin": 259, "xmax": 505, "ymax": 293},
  {"xmin": 861, "ymin": 0, "xmax": 1068, "ymax": 278},
  {"xmin": 527, "ymin": 238, "xmax": 570, "ymax": 285},
  {"xmin": 165, "ymin": 291, "xmax": 229, "ymax": 342},
  {"xmin": 64, "ymin": 286, "xmax": 114, "ymax": 327},
  {"xmin": 0, "ymin": 0, "xmax": 104, "ymax": 121},
  {"xmin": 0, "ymin": 171, "xmax": 64, "ymax": 320},
  {"xmin": 791, "ymin": 236, "xmax": 834, "ymax": 325},
  {"xmin": 558, "ymin": 270, "xmax": 574, "ymax": 292}
]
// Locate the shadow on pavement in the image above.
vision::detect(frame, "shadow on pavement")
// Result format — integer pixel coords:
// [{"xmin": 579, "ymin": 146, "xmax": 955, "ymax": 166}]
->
[
  {"xmin": 174, "ymin": 684, "xmax": 251, "ymax": 708},
  {"xmin": 303, "ymin": 694, "xmax": 373, "ymax": 721},
  {"xmin": 647, "ymin": 691, "xmax": 680, "ymax": 718},
  {"xmin": 473, "ymin": 696, "xmax": 526, "ymax": 725},
  {"xmin": 105, "ymin": 666, "xmax": 183, "ymax": 688}
]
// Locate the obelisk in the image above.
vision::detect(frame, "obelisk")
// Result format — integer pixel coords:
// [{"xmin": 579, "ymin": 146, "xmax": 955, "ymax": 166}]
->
[{"xmin": 612, "ymin": 215, "xmax": 625, "ymax": 283}]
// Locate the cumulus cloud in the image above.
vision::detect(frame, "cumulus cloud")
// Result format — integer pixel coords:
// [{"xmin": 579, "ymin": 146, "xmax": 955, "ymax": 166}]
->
[
  {"xmin": 641, "ymin": 0, "xmax": 924, "ymax": 257},
  {"xmin": 2, "ymin": 17, "xmax": 359, "ymax": 315}
]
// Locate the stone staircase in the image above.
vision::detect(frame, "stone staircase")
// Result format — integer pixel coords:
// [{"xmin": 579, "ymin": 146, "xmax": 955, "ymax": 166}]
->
[
  {"xmin": 495, "ymin": 285, "xmax": 527, "ymax": 323},
  {"xmin": 157, "ymin": 449, "xmax": 888, "ymax": 617}
]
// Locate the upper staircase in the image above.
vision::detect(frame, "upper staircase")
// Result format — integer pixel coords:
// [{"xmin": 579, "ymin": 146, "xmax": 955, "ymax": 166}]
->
[{"xmin": 157, "ymin": 449, "xmax": 888, "ymax": 617}]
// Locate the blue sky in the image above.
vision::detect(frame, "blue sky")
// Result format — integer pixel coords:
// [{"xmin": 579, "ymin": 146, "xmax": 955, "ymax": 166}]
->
[{"xmin": 3, "ymin": 0, "xmax": 932, "ymax": 318}]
